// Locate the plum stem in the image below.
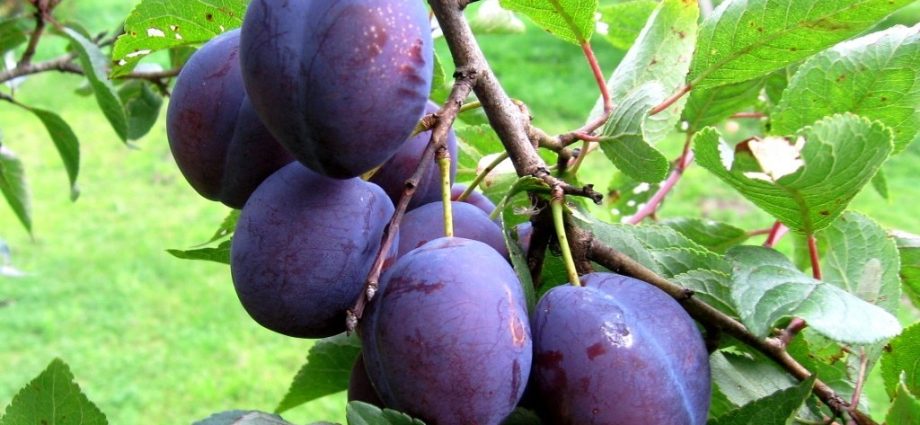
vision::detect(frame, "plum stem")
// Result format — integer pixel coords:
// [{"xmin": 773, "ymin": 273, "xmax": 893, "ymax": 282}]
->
[
  {"xmin": 552, "ymin": 187, "xmax": 581, "ymax": 287},
  {"xmin": 628, "ymin": 132, "xmax": 695, "ymax": 224},
  {"xmin": 763, "ymin": 221, "xmax": 789, "ymax": 248},
  {"xmin": 458, "ymin": 151, "xmax": 509, "ymax": 202},
  {"xmin": 568, "ymin": 42, "xmax": 612, "ymax": 174},
  {"xmin": 438, "ymin": 150, "xmax": 454, "ymax": 237},
  {"xmin": 648, "ymin": 85, "xmax": 691, "ymax": 116}
]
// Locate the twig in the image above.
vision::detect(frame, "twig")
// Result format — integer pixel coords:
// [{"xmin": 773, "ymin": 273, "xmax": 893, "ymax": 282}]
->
[
  {"xmin": 850, "ymin": 349, "xmax": 869, "ymax": 408},
  {"xmin": 584, "ymin": 237, "xmax": 879, "ymax": 425},
  {"xmin": 437, "ymin": 150, "xmax": 454, "ymax": 237},
  {"xmin": 808, "ymin": 234, "xmax": 822, "ymax": 280},
  {"xmin": 18, "ymin": 0, "xmax": 49, "ymax": 68},
  {"xmin": 457, "ymin": 151, "xmax": 509, "ymax": 201},
  {"xmin": 649, "ymin": 85, "xmax": 691, "ymax": 116},
  {"xmin": 628, "ymin": 132, "xmax": 695, "ymax": 224},
  {"xmin": 764, "ymin": 221, "xmax": 789, "ymax": 248},
  {"xmin": 346, "ymin": 75, "xmax": 476, "ymax": 332},
  {"xmin": 731, "ymin": 112, "xmax": 767, "ymax": 119}
]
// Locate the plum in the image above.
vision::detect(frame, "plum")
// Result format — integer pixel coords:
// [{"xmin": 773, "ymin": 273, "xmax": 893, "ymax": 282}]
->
[
  {"xmin": 450, "ymin": 184, "xmax": 496, "ymax": 216},
  {"xmin": 397, "ymin": 201, "xmax": 507, "ymax": 257},
  {"xmin": 166, "ymin": 29, "xmax": 293, "ymax": 208},
  {"xmin": 370, "ymin": 101, "xmax": 457, "ymax": 210},
  {"xmin": 531, "ymin": 272, "xmax": 711, "ymax": 424},
  {"xmin": 348, "ymin": 353, "xmax": 383, "ymax": 407},
  {"xmin": 240, "ymin": 0, "xmax": 433, "ymax": 178},
  {"xmin": 231, "ymin": 162, "xmax": 394, "ymax": 338},
  {"xmin": 361, "ymin": 237, "xmax": 531, "ymax": 425}
]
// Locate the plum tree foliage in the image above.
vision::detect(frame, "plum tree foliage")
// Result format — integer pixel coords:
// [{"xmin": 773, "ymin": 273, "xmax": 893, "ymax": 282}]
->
[{"xmin": 1, "ymin": 0, "xmax": 919, "ymax": 424}]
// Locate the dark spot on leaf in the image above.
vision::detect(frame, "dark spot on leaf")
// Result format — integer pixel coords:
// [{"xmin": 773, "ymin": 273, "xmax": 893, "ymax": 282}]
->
[
  {"xmin": 206, "ymin": 13, "xmax": 214, "ymax": 21},
  {"xmin": 790, "ymin": 47, "xmax": 798, "ymax": 52},
  {"xmin": 836, "ymin": 75, "xmax": 846, "ymax": 82},
  {"xmin": 880, "ymin": 96, "xmax": 888, "ymax": 102},
  {"xmin": 820, "ymin": 210, "xmax": 830, "ymax": 216}
]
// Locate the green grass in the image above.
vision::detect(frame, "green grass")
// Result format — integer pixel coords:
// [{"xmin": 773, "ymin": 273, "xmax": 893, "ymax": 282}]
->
[{"xmin": 1, "ymin": 1, "xmax": 919, "ymax": 424}]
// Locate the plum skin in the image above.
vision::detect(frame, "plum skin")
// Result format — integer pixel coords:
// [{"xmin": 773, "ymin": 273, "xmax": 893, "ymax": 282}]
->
[
  {"xmin": 450, "ymin": 184, "xmax": 496, "ymax": 216},
  {"xmin": 231, "ymin": 162, "xmax": 394, "ymax": 338},
  {"xmin": 532, "ymin": 272, "xmax": 711, "ymax": 425},
  {"xmin": 396, "ymin": 201, "xmax": 507, "ymax": 258},
  {"xmin": 361, "ymin": 237, "xmax": 532, "ymax": 425},
  {"xmin": 240, "ymin": 0, "xmax": 433, "ymax": 178},
  {"xmin": 165, "ymin": 29, "xmax": 292, "ymax": 208},
  {"xmin": 370, "ymin": 101, "xmax": 458, "ymax": 210}
]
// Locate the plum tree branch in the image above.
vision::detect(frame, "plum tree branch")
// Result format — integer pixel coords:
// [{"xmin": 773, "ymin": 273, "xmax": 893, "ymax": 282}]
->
[{"xmin": 347, "ymin": 74, "xmax": 476, "ymax": 332}]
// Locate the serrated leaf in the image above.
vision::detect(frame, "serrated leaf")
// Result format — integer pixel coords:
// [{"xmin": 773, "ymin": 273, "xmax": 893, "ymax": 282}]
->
[
  {"xmin": 0, "ymin": 143, "xmax": 30, "ymax": 234},
  {"xmin": 662, "ymin": 218, "xmax": 749, "ymax": 254},
  {"xmin": 727, "ymin": 245, "xmax": 901, "ymax": 344},
  {"xmin": 0, "ymin": 358, "xmax": 107, "ymax": 425},
  {"xmin": 275, "ymin": 333, "xmax": 362, "ymax": 414},
  {"xmin": 694, "ymin": 114, "xmax": 894, "ymax": 234},
  {"xmin": 166, "ymin": 239, "xmax": 231, "ymax": 264},
  {"xmin": 119, "ymin": 80, "xmax": 164, "ymax": 141},
  {"xmin": 886, "ymin": 377, "xmax": 920, "ymax": 425},
  {"xmin": 60, "ymin": 27, "xmax": 128, "ymax": 142},
  {"xmin": 345, "ymin": 402, "xmax": 425, "ymax": 425},
  {"xmin": 112, "ymin": 0, "xmax": 246, "ymax": 76},
  {"xmin": 591, "ymin": 0, "xmax": 698, "ymax": 137},
  {"xmin": 688, "ymin": 0, "xmax": 914, "ymax": 90},
  {"xmin": 817, "ymin": 212, "xmax": 901, "ymax": 314},
  {"xmin": 710, "ymin": 375, "xmax": 815, "ymax": 425},
  {"xmin": 773, "ymin": 25, "xmax": 920, "ymax": 153},
  {"xmin": 683, "ymin": 78, "xmax": 765, "ymax": 132},
  {"xmin": 709, "ymin": 350, "xmax": 797, "ymax": 409},
  {"xmin": 0, "ymin": 17, "xmax": 29, "ymax": 54},
  {"xmin": 785, "ymin": 333, "xmax": 856, "ymax": 402},
  {"xmin": 599, "ymin": 81, "xmax": 670, "ymax": 183},
  {"xmin": 498, "ymin": 0, "xmax": 597, "ymax": 44},
  {"xmin": 895, "ymin": 231, "xmax": 920, "ymax": 308},
  {"xmin": 673, "ymin": 269, "xmax": 736, "ymax": 317},
  {"xmin": 575, "ymin": 213, "xmax": 731, "ymax": 278},
  {"xmin": 193, "ymin": 411, "xmax": 294, "ymax": 425},
  {"xmin": 455, "ymin": 125, "xmax": 503, "ymax": 181},
  {"xmin": 502, "ymin": 215, "xmax": 536, "ymax": 312},
  {"xmin": 708, "ymin": 385, "xmax": 737, "ymax": 420},
  {"xmin": 24, "ymin": 107, "xmax": 80, "ymax": 201},
  {"xmin": 597, "ymin": 0, "xmax": 657, "ymax": 50},
  {"xmin": 880, "ymin": 322, "xmax": 920, "ymax": 398}
]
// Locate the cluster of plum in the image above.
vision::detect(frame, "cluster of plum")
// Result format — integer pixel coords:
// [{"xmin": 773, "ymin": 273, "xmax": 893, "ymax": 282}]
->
[{"xmin": 165, "ymin": 0, "xmax": 711, "ymax": 424}]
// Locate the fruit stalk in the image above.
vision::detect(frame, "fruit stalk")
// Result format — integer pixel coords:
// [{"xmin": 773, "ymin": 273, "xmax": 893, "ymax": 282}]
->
[
  {"xmin": 438, "ymin": 150, "xmax": 454, "ymax": 237},
  {"xmin": 551, "ymin": 187, "xmax": 581, "ymax": 287}
]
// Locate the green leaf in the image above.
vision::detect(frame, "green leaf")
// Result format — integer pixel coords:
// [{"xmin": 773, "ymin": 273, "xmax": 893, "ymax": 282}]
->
[
  {"xmin": 694, "ymin": 114, "xmax": 894, "ymax": 234},
  {"xmin": 275, "ymin": 333, "xmax": 362, "ymax": 414},
  {"xmin": 500, "ymin": 408, "xmax": 542, "ymax": 425},
  {"xmin": 166, "ymin": 239, "xmax": 231, "ymax": 264},
  {"xmin": 205, "ymin": 209, "xmax": 240, "ymax": 245},
  {"xmin": 470, "ymin": 0, "xmax": 526, "ymax": 35},
  {"xmin": 773, "ymin": 24, "xmax": 920, "ymax": 153},
  {"xmin": 593, "ymin": 0, "xmax": 698, "ymax": 137},
  {"xmin": 672, "ymin": 269, "xmax": 737, "ymax": 317},
  {"xmin": 345, "ymin": 402, "xmax": 425, "ymax": 425},
  {"xmin": 886, "ymin": 377, "xmax": 920, "ymax": 425},
  {"xmin": 606, "ymin": 173, "xmax": 660, "ymax": 220},
  {"xmin": 498, "ymin": 0, "xmax": 597, "ymax": 44},
  {"xmin": 727, "ymin": 245, "xmax": 901, "ymax": 344},
  {"xmin": 817, "ymin": 212, "xmax": 901, "ymax": 314},
  {"xmin": 193, "ymin": 411, "xmax": 294, "ymax": 425},
  {"xmin": 0, "ymin": 358, "xmax": 107, "ymax": 425},
  {"xmin": 662, "ymin": 218, "xmax": 749, "ymax": 254},
  {"xmin": 683, "ymin": 78, "xmax": 765, "ymax": 132},
  {"xmin": 0, "ymin": 143, "xmax": 30, "ymax": 234},
  {"xmin": 597, "ymin": 0, "xmax": 657, "ymax": 50},
  {"xmin": 895, "ymin": 231, "xmax": 920, "ymax": 308},
  {"xmin": 709, "ymin": 350, "xmax": 797, "ymax": 409},
  {"xmin": 880, "ymin": 322, "xmax": 920, "ymax": 398},
  {"xmin": 688, "ymin": 0, "xmax": 914, "ymax": 90},
  {"xmin": 23, "ymin": 107, "xmax": 80, "ymax": 201},
  {"xmin": 599, "ymin": 82, "xmax": 671, "ymax": 183},
  {"xmin": 119, "ymin": 80, "xmax": 164, "ymax": 141},
  {"xmin": 872, "ymin": 169, "xmax": 890, "ymax": 200},
  {"xmin": 112, "ymin": 0, "xmax": 246, "ymax": 76},
  {"xmin": 455, "ymin": 125, "xmax": 503, "ymax": 181},
  {"xmin": 60, "ymin": 27, "xmax": 128, "ymax": 142},
  {"xmin": 430, "ymin": 52, "xmax": 451, "ymax": 104},
  {"xmin": 491, "ymin": 176, "xmax": 551, "ymax": 221},
  {"xmin": 764, "ymin": 69, "xmax": 791, "ymax": 106},
  {"xmin": 710, "ymin": 375, "xmax": 815, "ymax": 425},
  {"xmin": 0, "ymin": 17, "xmax": 29, "ymax": 54},
  {"xmin": 502, "ymin": 215, "xmax": 537, "ymax": 313}
]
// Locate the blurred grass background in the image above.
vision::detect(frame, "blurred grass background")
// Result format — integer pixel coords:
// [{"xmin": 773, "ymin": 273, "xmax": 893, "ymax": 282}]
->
[{"xmin": 0, "ymin": 0, "xmax": 918, "ymax": 424}]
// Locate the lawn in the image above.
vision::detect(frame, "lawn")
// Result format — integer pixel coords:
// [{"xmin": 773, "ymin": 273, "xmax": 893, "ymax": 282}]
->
[{"xmin": 1, "ymin": 1, "xmax": 919, "ymax": 424}]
